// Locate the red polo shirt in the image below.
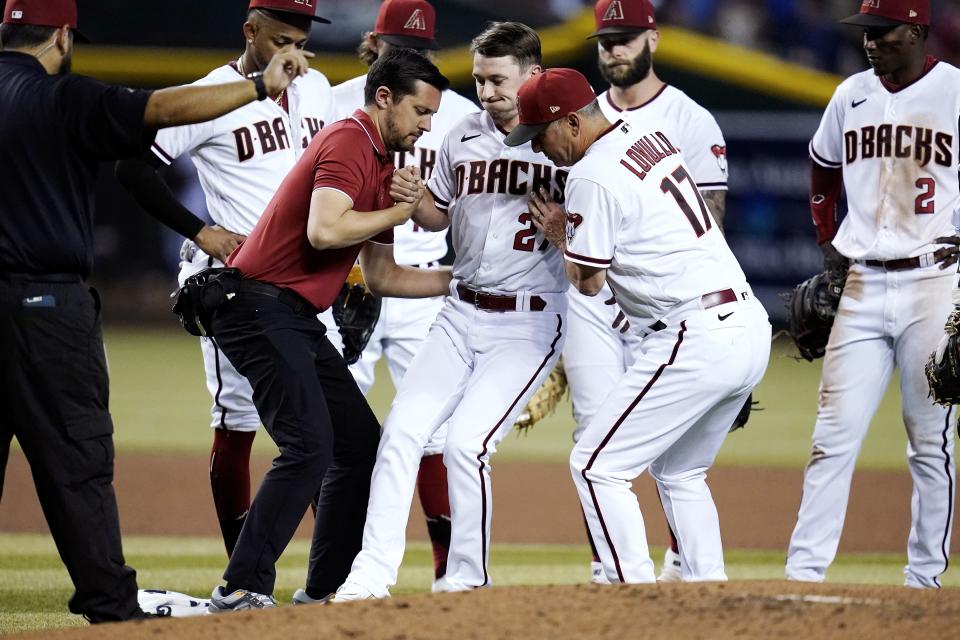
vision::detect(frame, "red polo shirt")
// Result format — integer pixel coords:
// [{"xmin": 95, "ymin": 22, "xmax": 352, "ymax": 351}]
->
[{"xmin": 228, "ymin": 109, "xmax": 394, "ymax": 310}]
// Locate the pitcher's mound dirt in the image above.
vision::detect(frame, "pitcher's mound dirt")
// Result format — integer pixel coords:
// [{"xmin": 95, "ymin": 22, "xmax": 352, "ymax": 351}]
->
[{"xmin": 15, "ymin": 581, "xmax": 960, "ymax": 640}]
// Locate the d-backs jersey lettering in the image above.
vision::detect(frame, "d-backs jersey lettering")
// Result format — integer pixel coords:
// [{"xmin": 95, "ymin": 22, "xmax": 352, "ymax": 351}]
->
[
  {"xmin": 598, "ymin": 85, "xmax": 728, "ymax": 193},
  {"xmin": 810, "ymin": 60, "xmax": 960, "ymax": 260},
  {"xmin": 565, "ymin": 118, "xmax": 747, "ymax": 324},
  {"xmin": 428, "ymin": 110, "xmax": 568, "ymax": 295},
  {"xmin": 152, "ymin": 64, "xmax": 334, "ymax": 235},
  {"xmin": 332, "ymin": 74, "xmax": 479, "ymax": 265}
]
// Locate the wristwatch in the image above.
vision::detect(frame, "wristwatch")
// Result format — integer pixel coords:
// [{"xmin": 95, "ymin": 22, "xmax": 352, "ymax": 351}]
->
[{"xmin": 248, "ymin": 72, "xmax": 267, "ymax": 101}]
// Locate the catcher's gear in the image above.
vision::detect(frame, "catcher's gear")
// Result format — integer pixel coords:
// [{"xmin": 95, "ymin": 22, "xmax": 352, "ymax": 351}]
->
[
  {"xmin": 925, "ymin": 309, "xmax": 960, "ymax": 406},
  {"xmin": 331, "ymin": 265, "xmax": 381, "ymax": 365},
  {"xmin": 783, "ymin": 268, "xmax": 847, "ymax": 361},
  {"xmin": 514, "ymin": 359, "xmax": 568, "ymax": 432}
]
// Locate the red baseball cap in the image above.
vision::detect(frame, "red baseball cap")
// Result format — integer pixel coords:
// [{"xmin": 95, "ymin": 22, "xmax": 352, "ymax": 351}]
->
[
  {"xmin": 248, "ymin": 0, "xmax": 331, "ymax": 24},
  {"xmin": 588, "ymin": 0, "xmax": 656, "ymax": 39},
  {"xmin": 840, "ymin": 0, "xmax": 929, "ymax": 27},
  {"xmin": 374, "ymin": 0, "xmax": 439, "ymax": 50},
  {"xmin": 504, "ymin": 69, "xmax": 597, "ymax": 147},
  {"xmin": 2, "ymin": 0, "xmax": 89, "ymax": 42}
]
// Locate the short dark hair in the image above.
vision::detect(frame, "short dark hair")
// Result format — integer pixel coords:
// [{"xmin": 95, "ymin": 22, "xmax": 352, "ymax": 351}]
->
[
  {"xmin": 364, "ymin": 48, "xmax": 449, "ymax": 105},
  {"xmin": 470, "ymin": 22, "xmax": 541, "ymax": 71},
  {"xmin": 0, "ymin": 24, "xmax": 57, "ymax": 50}
]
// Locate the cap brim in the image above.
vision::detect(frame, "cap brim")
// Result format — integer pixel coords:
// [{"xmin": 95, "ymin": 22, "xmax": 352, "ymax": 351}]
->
[
  {"xmin": 72, "ymin": 28, "xmax": 91, "ymax": 43},
  {"xmin": 265, "ymin": 8, "xmax": 331, "ymax": 24},
  {"xmin": 587, "ymin": 25, "xmax": 652, "ymax": 39},
  {"xmin": 504, "ymin": 122, "xmax": 550, "ymax": 147},
  {"xmin": 839, "ymin": 13, "xmax": 903, "ymax": 27},
  {"xmin": 379, "ymin": 34, "xmax": 439, "ymax": 50}
]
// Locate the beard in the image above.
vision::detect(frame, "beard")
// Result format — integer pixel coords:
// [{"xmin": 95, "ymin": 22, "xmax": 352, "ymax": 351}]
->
[
  {"xmin": 598, "ymin": 41, "xmax": 652, "ymax": 88},
  {"xmin": 383, "ymin": 107, "xmax": 416, "ymax": 153}
]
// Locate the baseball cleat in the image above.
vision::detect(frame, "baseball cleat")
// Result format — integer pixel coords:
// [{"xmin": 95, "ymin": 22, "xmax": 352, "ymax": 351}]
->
[
  {"xmin": 329, "ymin": 581, "xmax": 382, "ymax": 603},
  {"xmin": 657, "ymin": 548, "xmax": 683, "ymax": 582},
  {"xmin": 292, "ymin": 588, "xmax": 333, "ymax": 605},
  {"xmin": 590, "ymin": 561, "xmax": 610, "ymax": 585},
  {"xmin": 207, "ymin": 586, "xmax": 276, "ymax": 613}
]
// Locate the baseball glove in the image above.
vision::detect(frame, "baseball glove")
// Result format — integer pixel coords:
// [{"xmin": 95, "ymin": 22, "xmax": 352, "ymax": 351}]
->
[
  {"xmin": 782, "ymin": 268, "xmax": 847, "ymax": 361},
  {"xmin": 514, "ymin": 359, "xmax": 568, "ymax": 433},
  {"xmin": 331, "ymin": 265, "xmax": 381, "ymax": 365},
  {"xmin": 729, "ymin": 392, "xmax": 758, "ymax": 432},
  {"xmin": 925, "ymin": 308, "xmax": 960, "ymax": 406}
]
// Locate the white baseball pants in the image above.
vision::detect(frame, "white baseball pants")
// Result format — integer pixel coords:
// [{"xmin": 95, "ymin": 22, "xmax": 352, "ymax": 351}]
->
[
  {"xmin": 572, "ymin": 294, "xmax": 770, "ymax": 583},
  {"xmin": 786, "ymin": 263, "xmax": 956, "ymax": 588},
  {"xmin": 345, "ymin": 292, "xmax": 566, "ymax": 594}
]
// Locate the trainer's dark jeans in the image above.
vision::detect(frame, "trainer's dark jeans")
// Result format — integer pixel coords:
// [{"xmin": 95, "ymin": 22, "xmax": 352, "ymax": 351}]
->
[
  {"xmin": 0, "ymin": 279, "xmax": 140, "ymax": 622},
  {"xmin": 213, "ymin": 290, "xmax": 380, "ymax": 596}
]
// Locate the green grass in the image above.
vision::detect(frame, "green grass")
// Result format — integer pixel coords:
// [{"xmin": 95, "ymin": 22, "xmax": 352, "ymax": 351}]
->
[
  {"xmin": 94, "ymin": 327, "xmax": 928, "ymax": 470},
  {"xmin": 0, "ymin": 532, "xmax": 953, "ymax": 635}
]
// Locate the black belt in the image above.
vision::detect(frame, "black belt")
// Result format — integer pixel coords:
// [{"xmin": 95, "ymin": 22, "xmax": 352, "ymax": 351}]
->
[
  {"xmin": 646, "ymin": 288, "xmax": 744, "ymax": 334},
  {"xmin": 456, "ymin": 283, "xmax": 547, "ymax": 312},
  {"xmin": 238, "ymin": 279, "xmax": 319, "ymax": 317},
  {"xmin": 0, "ymin": 272, "xmax": 83, "ymax": 283},
  {"xmin": 860, "ymin": 248, "xmax": 953, "ymax": 271}
]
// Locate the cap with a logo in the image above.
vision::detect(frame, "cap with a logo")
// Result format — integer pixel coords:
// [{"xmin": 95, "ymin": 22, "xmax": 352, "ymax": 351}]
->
[
  {"xmin": 504, "ymin": 68, "xmax": 597, "ymax": 147},
  {"xmin": 248, "ymin": 0, "xmax": 331, "ymax": 24},
  {"xmin": 2, "ymin": 0, "xmax": 89, "ymax": 42},
  {"xmin": 374, "ymin": 0, "xmax": 439, "ymax": 50},
  {"xmin": 840, "ymin": 0, "xmax": 929, "ymax": 27},
  {"xmin": 587, "ymin": 0, "xmax": 656, "ymax": 39}
]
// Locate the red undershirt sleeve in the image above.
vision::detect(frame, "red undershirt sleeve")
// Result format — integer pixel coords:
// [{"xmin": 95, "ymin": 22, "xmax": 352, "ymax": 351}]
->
[{"xmin": 809, "ymin": 156, "xmax": 843, "ymax": 245}]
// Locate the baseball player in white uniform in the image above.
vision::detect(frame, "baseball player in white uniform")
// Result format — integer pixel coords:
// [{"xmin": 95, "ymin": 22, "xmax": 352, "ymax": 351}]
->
[
  {"xmin": 571, "ymin": 0, "xmax": 730, "ymax": 584},
  {"xmin": 787, "ymin": 0, "xmax": 958, "ymax": 589},
  {"xmin": 326, "ymin": 0, "xmax": 479, "ymax": 587},
  {"xmin": 116, "ymin": 0, "xmax": 335, "ymax": 556},
  {"xmin": 513, "ymin": 68, "xmax": 770, "ymax": 584},
  {"xmin": 332, "ymin": 22, "xmax": 567, "ymax": 600}
]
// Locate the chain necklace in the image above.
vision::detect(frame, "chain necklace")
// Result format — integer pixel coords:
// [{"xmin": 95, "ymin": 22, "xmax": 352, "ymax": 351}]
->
[{"xmin": 237, "ymin": 56, "xmax": 286, "ymax": 107}]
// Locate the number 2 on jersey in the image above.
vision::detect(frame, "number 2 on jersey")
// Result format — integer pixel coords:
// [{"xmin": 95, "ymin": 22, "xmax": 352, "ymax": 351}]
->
[
  {"xmin": 915, "ymin": 178, "xmax": 935, "ymax": 215},
  {"xmin": 513, "ymin": 212, "xmax": 549, "ymax": 252},
  {"xmin": 660, "ymin": 166, "xmax": 712, "ymax": 237}
]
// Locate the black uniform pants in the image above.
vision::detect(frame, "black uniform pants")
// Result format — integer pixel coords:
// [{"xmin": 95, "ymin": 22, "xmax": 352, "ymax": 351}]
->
[
  {"xmin": 0, "ymin": 277, "xmax": 140, "ymax": 622},
  {"xmin": 212, "ymin": 286, "xmax": 380, "ymax": 596}
]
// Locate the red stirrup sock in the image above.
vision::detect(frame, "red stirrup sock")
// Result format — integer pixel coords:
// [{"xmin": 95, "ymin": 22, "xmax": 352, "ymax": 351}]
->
[
  {"xmin": 210, "ymin": 429, "xmax": 255, "ymax": 557},
  {"xmin": 417, "ymin": 454, "xmax": 451, "ymax": 580}
]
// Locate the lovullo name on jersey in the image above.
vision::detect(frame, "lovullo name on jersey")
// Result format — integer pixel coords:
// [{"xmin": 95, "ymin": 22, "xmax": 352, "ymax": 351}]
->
[
  {"xmin": 233, "ymin": 116, "xmax": 324, "ymax": 162},
  {"xmin": 844, "ymin": 125, "xmax": 953, "ymax": 167},
  {"xmin": 394, "ymin": 147, "xmax": 438, "ymax": 181},
  {"xmin": 454, "ymin": 159, "xmax": 568, "ymax": 203},
  {"xmin": 619, "ymin": 129, "xmax": 680, "ymax": 181}
]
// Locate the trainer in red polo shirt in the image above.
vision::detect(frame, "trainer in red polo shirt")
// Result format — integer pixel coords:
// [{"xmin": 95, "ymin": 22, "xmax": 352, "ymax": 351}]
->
[
  {"xmin": 205, "ymin": 48, "xmax": 453, "ymax": 611},
  {"xmin": 229, "ymin": 108, "xmax": 395, "ymax": 311}
]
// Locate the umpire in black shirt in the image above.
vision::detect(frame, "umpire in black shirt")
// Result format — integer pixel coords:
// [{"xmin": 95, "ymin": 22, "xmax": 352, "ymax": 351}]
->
[{"xmin": 0, "ymin": 0, "xmax": 314, "ymax": 623}]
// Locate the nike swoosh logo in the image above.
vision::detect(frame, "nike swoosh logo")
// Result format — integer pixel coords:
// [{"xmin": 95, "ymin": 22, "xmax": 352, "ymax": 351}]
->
[
  {"xmin": 851, "ymin": 99, "xmax": 867, "ymax": 108},
  {"xmin": 718, "ymin": 312, "xmax": 734, "ymax": 321},
  {"xmin": 461, "ymin": 133, "xmax": 481, "ymax": 142}
]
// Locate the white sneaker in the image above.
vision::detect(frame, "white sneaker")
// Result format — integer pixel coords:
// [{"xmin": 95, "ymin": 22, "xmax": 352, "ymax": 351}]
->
[
  {"xmin": 292, "ymin": 588, "xmax": 333, "ymax": 605},
  {"xmin": 590, "ymin": 561, "xmax": 610, "ymax": 585},
  {"xmin": 330, "ymin": 581, "xmax": 384, "ymax": 603},
  {"xmin": 657, "ymin": 548, "xmax": 683, "ymax": 582}
]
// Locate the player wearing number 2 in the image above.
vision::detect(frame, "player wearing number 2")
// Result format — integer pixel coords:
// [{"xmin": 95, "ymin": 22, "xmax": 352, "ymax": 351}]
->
[
  {"xmin": 787, "ymin": 0, "xmax": 959, "ymax": 589},
  {"xmin": 514, "ymin": 68, "xmax": 770, "ymax": 583},
  {"xmin": 332, "ymin": 22, "xmax": 567, "ymax": 599}
]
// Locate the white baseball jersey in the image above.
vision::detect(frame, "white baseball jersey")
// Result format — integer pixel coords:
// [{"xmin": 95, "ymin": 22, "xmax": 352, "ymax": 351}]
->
[
  {"xmin": 565, "ymin": 118, "xmax": 747, "ymax": 325},
  {"xmin": 332, "ymin": 74, "xmax": 479, "ymax": 265},
  {"xmin": 428, "ymin": 110, "xmax": 568, "ymax": 294},
  {"xmin": 809, "ymin": 61, "xmax": 960, "ymax": 260},
  {"xmin": 599, "ymin": 85, "xmax": 728, "ymax": 192},
  {"xmin": 152, "ymin": 64, "xmax": 334, "ymax": 236}
]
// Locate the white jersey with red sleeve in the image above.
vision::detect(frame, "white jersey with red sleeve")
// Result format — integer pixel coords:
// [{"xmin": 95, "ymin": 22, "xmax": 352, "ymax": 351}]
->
[
  {"xmin": 332, "ymin": 74, "xmax": 479, "ymax": 265},
  {"xmin": 598, "ymin": 85, "xmax": 728, "ymax": 193},
  {"xmin": 427, "ymin": 110, "xmax": 568, "ymax": 295},
  {"xmin": 564, "ymin": 118, "xmax": 747, "ymax": 325},
  {"xmin": 151, "ymin": 63, "xmax": 333, "ymax": 236},
  {"xmin": 809, "ymin": 60, "xmax": 960, "ymax": 260}
]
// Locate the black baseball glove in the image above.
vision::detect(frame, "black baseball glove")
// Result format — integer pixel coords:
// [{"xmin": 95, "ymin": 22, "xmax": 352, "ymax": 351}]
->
[
  {"xmin": 331, "ymin": 267, "xmax": 381, "ymax": 365},
  {"xmin": 729, "ymin": 392, "xmax": 759, "ymax": 432},
  {"xmin": 926, "ymin": 309, "xmax": 960, "ymax": 406},
  {"xmin": 782, "ymin": 267, "xmax": 847, "ymax": 362}
]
